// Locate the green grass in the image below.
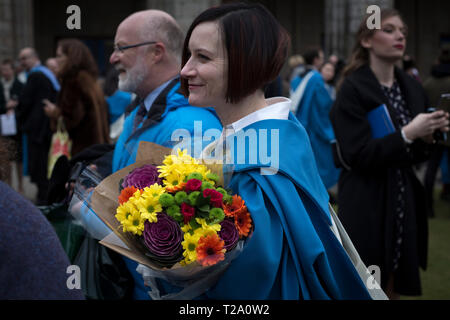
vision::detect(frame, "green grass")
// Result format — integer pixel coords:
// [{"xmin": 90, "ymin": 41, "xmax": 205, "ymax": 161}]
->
[{"xmin": 402, "ymin": 187, "xmax": 450, "ymax": 300}]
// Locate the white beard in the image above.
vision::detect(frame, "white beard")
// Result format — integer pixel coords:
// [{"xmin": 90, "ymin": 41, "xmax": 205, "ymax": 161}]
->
[{"xmin": 117, "ymin": 58, "xmax": 147, "ymax": 93}]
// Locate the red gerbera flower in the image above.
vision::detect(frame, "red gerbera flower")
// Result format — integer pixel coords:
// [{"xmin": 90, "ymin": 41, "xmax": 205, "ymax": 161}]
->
[
  {"xmin": 118, "ymin": 186, "xmax": 140, "ymax": 204},
  {"xmin": 223, "ymin": 195, "xmax": 246, "ymax": 217},
  {"xmin": 234, "ymin": 208, "xmax": 252, "ymax": 237},
  {"xmin": 196, "ymin": 234, "xmax": 226, "ymax": 266}
]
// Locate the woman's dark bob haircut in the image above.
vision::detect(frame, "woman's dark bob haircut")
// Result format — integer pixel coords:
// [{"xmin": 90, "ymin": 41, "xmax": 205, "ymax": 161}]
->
[{"xmin": 181, "ymin": 2, "xmax": 291, "ymax": 104}]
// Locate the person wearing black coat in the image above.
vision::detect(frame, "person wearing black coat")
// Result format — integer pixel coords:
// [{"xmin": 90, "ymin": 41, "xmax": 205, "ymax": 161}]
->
[
  {"xmin": 16, "ymin": 48, "xmax": 58, "ymax": 205},
  {"xmin": 330, "ymin": 9, "xmax": 449, "ymax": 299},
  {"xmin": 1, "ymin": 59, "xmax": 25, "ymax": 190}
]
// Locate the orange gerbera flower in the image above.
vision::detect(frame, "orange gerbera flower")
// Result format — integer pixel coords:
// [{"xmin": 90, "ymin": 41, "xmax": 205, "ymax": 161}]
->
[
  {"xmin": 118, "ymin": 186, "xmax": 140, "ymax": 204},
  {"xmin": 223, "ymin": 195, "xmax": 246, "ymax": 218},
  {"xmin": 165, "ymin": 182, "xmax": 186, "ymax": 193},
  {"xmin": 196, "ymin": 234, "xmax": 226, "ymax": 266},
  {"xmin": 235, "ymin": 209, "xmax": 252, "ymax": 237}
]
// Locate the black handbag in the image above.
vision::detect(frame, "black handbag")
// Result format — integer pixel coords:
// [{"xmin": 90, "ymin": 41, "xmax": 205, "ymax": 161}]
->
[{"xmin": 73, "ymin": 234, "xmax": 133, "ymax": 300}]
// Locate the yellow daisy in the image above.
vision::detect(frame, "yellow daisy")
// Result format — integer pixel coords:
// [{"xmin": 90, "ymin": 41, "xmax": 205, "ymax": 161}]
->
[
  {"xmin": 181, "ymin": 231, "xmax": 202, "ymax": 263},
  {"xmin": 135, "ymin": 196, "xmax": 161, "ymax": 223},
  {"xmin": 163, "ymin": 171, "xmax": 186, "ymax": 190},
  {"xmin": 195, "ymin": 218, "xmax": 221, "ymax": 236},
  {"xmin": 142, "ymin": 183, "xmax": 165, "ymax": 199},
  {"xmin": 123, "ymin": 207, "xmax": 145, "ymax": 235},
  {"xmin": 115, "ymin": 201, "xmax": 136, "ymax": 228}
]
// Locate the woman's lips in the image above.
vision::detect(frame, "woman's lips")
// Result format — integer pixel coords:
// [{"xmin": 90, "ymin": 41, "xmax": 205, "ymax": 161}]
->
[
  {"xmin": 189, "ymin": 84, "xmax": 203, "ymax": 90},
  {"xmin": 393, "ymin": 44, "xmax": 404, "ymax": 50}
]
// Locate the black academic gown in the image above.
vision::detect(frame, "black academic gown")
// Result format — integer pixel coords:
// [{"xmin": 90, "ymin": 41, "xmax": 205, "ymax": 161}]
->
[
  {"xmin": 17, "ymin": 71, "xmax": 57, "ymax": 203},
  {"xmin": 329, "ymin": 65, "xmax": 430, "ymax": 295}
]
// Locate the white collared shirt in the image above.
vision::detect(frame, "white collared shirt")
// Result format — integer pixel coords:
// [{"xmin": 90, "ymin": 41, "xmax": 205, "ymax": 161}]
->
[{"xmin": 227, "ymin": 97, "xmax": 291, "ymax": 134}]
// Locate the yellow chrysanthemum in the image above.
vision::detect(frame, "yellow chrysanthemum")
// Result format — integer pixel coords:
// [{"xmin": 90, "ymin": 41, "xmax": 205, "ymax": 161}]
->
[
  {"xmin": 117, "ymin": 204, "xmax": 145, "ymax": 236},
  {"xmin": 158, "ymin": 149, "xmax": 202, "ymax": 177},
  {"xmin": 195, "ymin": 218, "xmax": 221, "ymax": 236},
  {"xmin": 163, "ymin": 171, "xmax": 186, "ymax": 190},
  {"xmin": 181, "ymin": 232, "xmax": 202, "ymax": 264},
  {"xmin": 126, "ymin": 189, "xmax": 145, "ymax": 207},
  {"xmin": 115, "ymin": 201, "xmax": 137, "ymax": 227},
  {"xmin": 135, "ymin": 196, "xmax": 161, "ymax": 223},
  {"xmin": 141, "ymin": 183, "xmax": 165, "ymax": 199}
]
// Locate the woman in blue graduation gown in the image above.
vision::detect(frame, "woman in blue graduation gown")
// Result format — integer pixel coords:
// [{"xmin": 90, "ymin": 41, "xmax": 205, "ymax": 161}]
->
[{"xmin": 179, "ymin": 2, "xmax": 374, "ymax": 299}]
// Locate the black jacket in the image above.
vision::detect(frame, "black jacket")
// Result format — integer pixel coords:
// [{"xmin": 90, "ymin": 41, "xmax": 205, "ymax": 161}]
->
[
  {"xmin": 330, "ymin": 65, "xmax": 430, "ymax": 295},
  {"xmin": 0, "ymin": 78, "xmax": 24, "ymax": 114},
  {"xmin": 16, "ymin": 71, "xmax": 57, "ymax": 144}
]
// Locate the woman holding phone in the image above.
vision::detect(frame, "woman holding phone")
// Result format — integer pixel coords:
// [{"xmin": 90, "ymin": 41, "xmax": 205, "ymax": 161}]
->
[{"xmin": 330, "ymin": 9, "xmax": 449, "ymax": 299}]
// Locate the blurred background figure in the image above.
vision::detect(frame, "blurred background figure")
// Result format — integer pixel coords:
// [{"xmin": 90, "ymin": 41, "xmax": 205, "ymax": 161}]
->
[
  {"xmin": 45, "ymin": 57, "xmax": 59, "ymax": 76},
  {"xmin": 320, "ymin": 61, "xmax": 336, "ymax": 100},
  {"xmin": 403, "ymin": 54, "xmax": 421, "ymax": 82},
  {"xmin": 43, "ymin": 39, "xmax": 110, "ymax": 158},
  {"xmin": 423, "ymin": 46, "xmax": 450, "ymax": 214},
  {"xmin": 282, "ymin": 54, "xmax": 305, "ymax": 97},
  {"xmin": 0, "ymin": 58, "xmax": 25, "ymax": 193},
  {"xmin": 290, "ymin": 46, "xmax": 340, "ymax": 197},
  {"xmin": 16, "ymin": 47, "xmax": 59, "ymax": 205},
  {"xmin": 103, "ymin": 67, "xmax": 133, "ymax": 141},
  {"xmin": 288, "ymin": 54, "xmax": 306, "ymax": 80},
  {"xmin": 328, "ymin": 53, "xmax": 346, "ymax": 86}
]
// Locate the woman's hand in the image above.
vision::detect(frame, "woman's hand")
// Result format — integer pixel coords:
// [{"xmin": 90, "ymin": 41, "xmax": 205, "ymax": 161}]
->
[
  {"xmin": 402, "ymin": 110, "xmax": 450, "ymax": 143},
  {"xmin": 43, "ymin": 99, "xmax": 61, "ymax": 119},
  {"xmin": 6, "ymin": 99, "xmax": 18, "ymax": 110}
]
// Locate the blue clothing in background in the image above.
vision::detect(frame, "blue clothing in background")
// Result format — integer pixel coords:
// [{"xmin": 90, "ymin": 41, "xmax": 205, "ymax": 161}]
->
[
  {"xmin": 28, "ymin": 65, "xmax": 60, "ymax": 91},
  {"xmin": 106, "ymin": 90, "xmax": 132, "ymax": 124},
  {"xmin": 291, "ymin": 70, "xmax": 340, "ymax": 189}
]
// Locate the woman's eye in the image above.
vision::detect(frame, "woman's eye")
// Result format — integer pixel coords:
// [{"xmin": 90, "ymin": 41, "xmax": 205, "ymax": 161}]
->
[
  {"xmin": 198, "ymin": 54, "xmax": 210, "ymax": 61},
  {"xmin": 383, "ymin": 28, "xmax": 393, "ymax": 33}
]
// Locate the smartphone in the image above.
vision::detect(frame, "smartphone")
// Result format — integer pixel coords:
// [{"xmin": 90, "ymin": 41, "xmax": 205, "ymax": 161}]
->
[{"xmin": 435, "ymin": 93, "xmax": 450, "ymax": 145}]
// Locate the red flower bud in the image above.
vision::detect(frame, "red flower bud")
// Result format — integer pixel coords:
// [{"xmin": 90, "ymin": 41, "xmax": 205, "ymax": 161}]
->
[
  {"xmin": 181, "ymin": 202, "xmax": 195, "ymax": 224},
  {"xmin": 185, "ymin": 179, "xmax": 202, "ymax": 192}
]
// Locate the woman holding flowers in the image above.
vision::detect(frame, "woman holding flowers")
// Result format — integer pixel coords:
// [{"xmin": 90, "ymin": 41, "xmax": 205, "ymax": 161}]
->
[{"xmin": 174, "ymin": 2, "xmax": 375, "ymax": 299}]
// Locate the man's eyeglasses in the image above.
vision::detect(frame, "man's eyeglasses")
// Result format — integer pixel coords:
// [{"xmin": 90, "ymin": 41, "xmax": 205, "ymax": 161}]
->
[{"xmin": 113, "ymin": 41, "xmax": 157, "ymax": 53}]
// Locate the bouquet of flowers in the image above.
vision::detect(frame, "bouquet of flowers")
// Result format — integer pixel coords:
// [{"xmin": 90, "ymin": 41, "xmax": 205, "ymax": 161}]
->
[
  {"xmin": 114, "ymin": 149, "xmax": 252, "ymax": 268},
  {"xmin": 85, "ymin": 142, "xmax": 253, "ymax": 299}
]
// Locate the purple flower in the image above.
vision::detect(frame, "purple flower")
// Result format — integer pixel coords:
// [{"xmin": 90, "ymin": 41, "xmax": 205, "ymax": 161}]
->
[
  {"xmin": 143, "ymin": 213, "xmax": 183, "ymax": 261},
  {"xmin": 122, "ymin": 164, "xmax": 161, "ymax": 189},
  {"xmin": 219, "ymin": 219, "xmax": 239, "ymax": 251}
]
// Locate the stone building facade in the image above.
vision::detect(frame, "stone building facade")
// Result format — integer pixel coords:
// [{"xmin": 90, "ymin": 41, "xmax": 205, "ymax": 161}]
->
[{"xmin": 0, "ymin": 0, "xmax": 448, "ymax": 78}]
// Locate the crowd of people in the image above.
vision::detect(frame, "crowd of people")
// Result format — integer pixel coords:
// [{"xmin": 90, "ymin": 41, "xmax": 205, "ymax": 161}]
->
[{"xmin": 0, "ymin": 2, "xmax": 449, "ymax": 300}]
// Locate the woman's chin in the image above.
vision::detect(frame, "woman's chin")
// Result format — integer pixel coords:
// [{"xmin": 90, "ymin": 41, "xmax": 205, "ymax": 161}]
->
[{"xmin": 188, "ymin": 96, "xmax": 208, "ymax": 108}]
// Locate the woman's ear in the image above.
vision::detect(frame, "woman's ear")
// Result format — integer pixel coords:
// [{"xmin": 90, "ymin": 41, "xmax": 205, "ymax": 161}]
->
[{"xmin": 360, "ymin": 37, "xmax": 372, "ymax": 49}]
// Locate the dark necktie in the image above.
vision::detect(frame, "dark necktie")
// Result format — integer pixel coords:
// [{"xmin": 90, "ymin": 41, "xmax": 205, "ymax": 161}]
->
[{"xmin": 133, "ymin": 103, "xmax": 147, "ymax": 132}]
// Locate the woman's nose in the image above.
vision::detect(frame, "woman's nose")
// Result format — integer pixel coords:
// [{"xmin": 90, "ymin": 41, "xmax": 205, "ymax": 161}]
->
[{"xmin": 181, "ymin": 58, "xmax": 195, "ymax": 78}]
